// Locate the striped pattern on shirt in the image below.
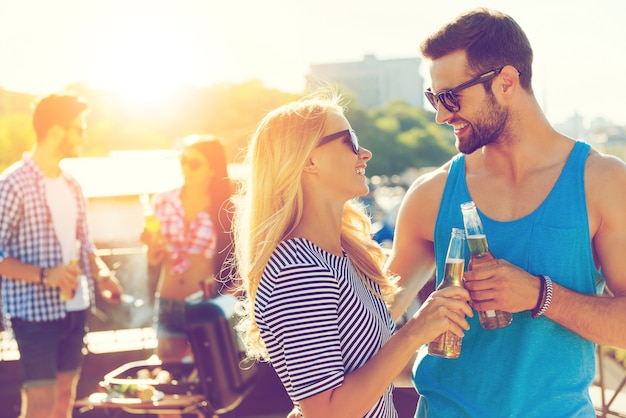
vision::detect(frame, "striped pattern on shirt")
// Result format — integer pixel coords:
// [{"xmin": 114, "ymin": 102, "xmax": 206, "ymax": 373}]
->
[{"xmin": 255, "ymin": 238, "xmax": 397, "ymax": 418}]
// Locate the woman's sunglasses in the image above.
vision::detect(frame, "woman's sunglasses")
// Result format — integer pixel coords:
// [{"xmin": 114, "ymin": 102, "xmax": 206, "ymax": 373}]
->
[
  {"xmin": 180, "ymin": 155, "xmax": 205, "ymax": 171},
  {"xmin": 317, "ymin": 129, "xmax": 360, "ymax": 155}
]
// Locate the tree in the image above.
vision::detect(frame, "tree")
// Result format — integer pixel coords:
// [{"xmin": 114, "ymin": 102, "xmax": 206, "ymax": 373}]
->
[
  {"xmin": 0, "ymin": 113, "xmax": 34, "ymax": 169},
  {"xmin": 0, "ymin": 85, "xmax": 455, "ymax": 176},
  {"xmin": 348, "ymin": 100, "xmax": 455, "ymax": 176}
]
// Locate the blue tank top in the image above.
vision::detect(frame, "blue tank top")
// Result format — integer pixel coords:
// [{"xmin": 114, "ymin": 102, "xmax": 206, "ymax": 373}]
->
[{"xmin": 412, "ymin": 141, "xmax": 603, "ymax": 418}]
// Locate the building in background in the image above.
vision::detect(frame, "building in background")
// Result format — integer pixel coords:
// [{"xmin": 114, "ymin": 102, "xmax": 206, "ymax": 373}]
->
[
  {"xmin": 307, "ymin": 54, "xmax": 423, "ymax": 109},
  {"xmin": 555, "ymin": 115, "xmax": 626, "ymax": 161}
]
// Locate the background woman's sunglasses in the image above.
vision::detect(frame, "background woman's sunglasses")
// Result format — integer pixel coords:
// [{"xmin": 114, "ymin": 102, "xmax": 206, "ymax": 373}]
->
[
  {"xmin": 180, "ymin": 155, "xmax": 204, "ymax": 171},
  {"xmin": 317, "ymin": 129, "xmax": 360, "ymax": 154}
]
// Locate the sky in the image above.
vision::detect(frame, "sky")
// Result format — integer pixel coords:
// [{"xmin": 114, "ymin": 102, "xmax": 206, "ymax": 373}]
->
[{"xmin": 1, "ymin": 0, "xmax": 625, "ymax": 127}]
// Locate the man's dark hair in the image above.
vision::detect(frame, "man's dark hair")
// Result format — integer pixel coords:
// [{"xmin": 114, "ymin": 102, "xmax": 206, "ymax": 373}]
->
[
  {"xmin": 421, "ymin": 8, "xmax": 534, "ymax": 93},
  {"xmin": 32, "ymin": 92, "xmax": 88, "ymax": 142}
]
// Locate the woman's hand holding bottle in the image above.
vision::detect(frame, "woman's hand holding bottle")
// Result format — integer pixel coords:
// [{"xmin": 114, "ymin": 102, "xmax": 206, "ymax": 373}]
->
[{"xmin": 404, "ymin": 286, "xmax": 473, "ymax": 348}]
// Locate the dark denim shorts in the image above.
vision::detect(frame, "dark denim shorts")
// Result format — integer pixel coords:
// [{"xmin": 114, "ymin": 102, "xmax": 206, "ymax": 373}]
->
[
  {"xmin": 154, "ymin": 298, "xmax": 187, "ymax": 338},
  {"xmin": 11, "ymin": 310, "xmax": 88, "ymax": 387}
]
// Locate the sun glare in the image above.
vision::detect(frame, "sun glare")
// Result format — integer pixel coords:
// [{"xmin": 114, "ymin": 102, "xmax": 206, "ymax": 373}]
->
[{"xmin": 86, "ymin": 12, "xmax": 208, "ymax": 106}]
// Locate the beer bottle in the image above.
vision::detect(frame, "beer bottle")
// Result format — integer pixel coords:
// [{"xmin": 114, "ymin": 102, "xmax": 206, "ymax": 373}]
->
[
  {"xmin": 140, "ymin": 193, "xmax": 162, "ymax": 233},
  {"xmin": 461, "ymin": 201, "xmax": 512, "ymax": 329},
  {"xmin": 428, "ymin": 228, "xmax": 465, "ymax": 358}
]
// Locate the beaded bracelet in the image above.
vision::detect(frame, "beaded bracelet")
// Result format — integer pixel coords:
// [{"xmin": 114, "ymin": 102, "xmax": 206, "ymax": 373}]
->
[{"xmin": 532, "ymin": 275, "xmax": 553, "ymax": 318}]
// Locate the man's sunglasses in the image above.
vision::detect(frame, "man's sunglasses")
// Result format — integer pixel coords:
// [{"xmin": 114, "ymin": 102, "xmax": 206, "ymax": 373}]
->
[
  {"xmin": 68, "ymin": 125, "xmax": 86, "ymax": 136},
  {"xmin": 180, "ymin": 155, "xmax": 205, "ymax": 171},
  {"xmin": 317, "ymin": 129, "xmax": 360, "ymax": 155},
  {"xmin": 424, "ymin": 67, "xmax": 504, "ymax": 113}
]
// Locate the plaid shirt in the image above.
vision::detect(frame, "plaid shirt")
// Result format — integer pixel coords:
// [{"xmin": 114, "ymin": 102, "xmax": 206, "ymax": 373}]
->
[
  {"xmin": 0, "ymin": 154, "xmax": 95, "ymax": 322},
  {"xmin": 154, "ymin": 188, "xmax": 216, "ymax": 274}
]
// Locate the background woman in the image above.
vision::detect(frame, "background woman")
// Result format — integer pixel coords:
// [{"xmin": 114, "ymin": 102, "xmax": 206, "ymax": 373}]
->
[
  {"xmin": 141, "ymin": 135, "xmax": 235, "ymax": 363},
  {"xmin": 233, "ymin": 93, "xmax": 472, "ymax": 418}
]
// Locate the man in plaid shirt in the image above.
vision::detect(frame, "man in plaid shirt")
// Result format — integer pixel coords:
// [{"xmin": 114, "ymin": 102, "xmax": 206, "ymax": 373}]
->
[{"xmin": 0, "ymin": 93, "xmax": 123, "ymax": 418}]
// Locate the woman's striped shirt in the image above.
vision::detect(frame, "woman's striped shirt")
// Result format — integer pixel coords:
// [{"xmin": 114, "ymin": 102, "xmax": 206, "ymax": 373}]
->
[{"xmin": 255, "ymin": 238, "xmax": 397, "ymax": 418}]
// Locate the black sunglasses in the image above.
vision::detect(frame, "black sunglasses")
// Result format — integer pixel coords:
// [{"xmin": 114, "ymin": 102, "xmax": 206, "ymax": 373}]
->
[
  {"xmin": 424, "ymin": 67, "xmax": 504, "ymax": 113},
  {"xmin": 68, "ymin": 125, "xmax": 86, "ymax": 136},
  {"xmin": 180, "ymin": 155, "xmax": 204, "ymax": 171},
  {"xmin": 317, "ymin": 129, "xmax": 360, "ymax": 155}
]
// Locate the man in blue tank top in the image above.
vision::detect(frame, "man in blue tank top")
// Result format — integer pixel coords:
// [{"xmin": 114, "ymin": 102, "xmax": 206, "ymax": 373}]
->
[{"xmin": 385, "ymin": 8, "xmax": 626, "ymax": 418}]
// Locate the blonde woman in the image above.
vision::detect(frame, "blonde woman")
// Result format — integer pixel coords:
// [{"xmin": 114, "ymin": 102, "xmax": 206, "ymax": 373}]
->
[{"xmin": 233, "ymin": 93, "xmax": 472, "ymax": 418}]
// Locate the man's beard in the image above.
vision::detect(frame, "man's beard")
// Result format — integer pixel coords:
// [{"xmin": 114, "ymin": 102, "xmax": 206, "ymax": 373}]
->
[
  {"xmin": 59, "ymin": 135, "xmax": 78, "ymax": 159},
  {"xmin": 457, "ymin": 95, "xmax": 508, "ymax": 155}
]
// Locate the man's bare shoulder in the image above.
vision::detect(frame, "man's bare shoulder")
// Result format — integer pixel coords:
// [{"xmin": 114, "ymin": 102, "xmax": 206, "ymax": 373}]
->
[
  {"xmin": 585, "ymin": 147, "xmax": 626, "ymax": 190},
  {"xmin": 584, "ymin": 147, "xmax": 626, "ymax": 234},
  {"xmin": 394, "ymin": 159, "xmax": 453, "ymax": 241},
  {"xmin": 404, "ymin": 160, "xmax": 452, "ymax": 203},
  {"xmin": 584, "ymin": 146, "xmax": 626, "ymax": 297}
]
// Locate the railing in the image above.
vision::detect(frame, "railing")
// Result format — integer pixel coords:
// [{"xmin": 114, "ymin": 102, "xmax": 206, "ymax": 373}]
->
[
  {"xmin": 0, "ymin": 327, "xmax": 157, "ymax": 360},
  {"xmin": 596, "ymin": 345, "xmax": 626, "ymax": 418}
]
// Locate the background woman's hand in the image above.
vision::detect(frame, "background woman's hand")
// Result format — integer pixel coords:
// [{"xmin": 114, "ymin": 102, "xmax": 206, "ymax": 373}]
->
[
  {"xmin": 141, "ymin": 228, "xmax": 169, "ymax": 266},
  {"xmin": 200, "ymin": 277, "xmax": 219, "ymax": 299}
]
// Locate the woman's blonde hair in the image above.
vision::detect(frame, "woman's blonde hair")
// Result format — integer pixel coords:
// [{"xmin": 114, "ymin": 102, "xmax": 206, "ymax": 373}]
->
[{"xmin": 233, "ymin": 91, "xmax": 398, "ymax": 361}]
